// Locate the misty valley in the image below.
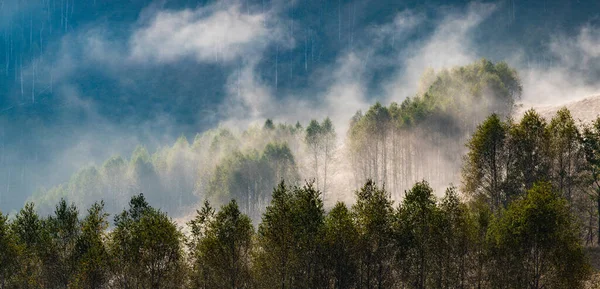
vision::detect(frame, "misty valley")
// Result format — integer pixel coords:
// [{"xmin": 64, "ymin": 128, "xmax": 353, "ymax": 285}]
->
[
  {"xmin": 2, "ymin": 59, "xmax": 600, "ymax": 288},
  {"xmin": 2, "ymin": 0, "xmax": 600, "ymax": 288}
]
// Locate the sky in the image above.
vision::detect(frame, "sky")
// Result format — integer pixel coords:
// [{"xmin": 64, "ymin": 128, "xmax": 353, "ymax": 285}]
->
[{"xmin": 1, "ymin": 0, "xmax": 599, "ymax": 212}]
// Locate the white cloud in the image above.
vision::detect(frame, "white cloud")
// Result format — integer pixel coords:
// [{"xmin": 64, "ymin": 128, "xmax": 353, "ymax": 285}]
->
[
  {"xmin": 520, "ymin": 24, "xmax": 600, "ymax": 106},
  {"xmin": 384, "ymin": 3, "xmax": 497, "ymax": 103},
  {"xmin": 220, "ymin": 58, "xmax": 275, "ymax": 126},
  {"xmin": 130, "ymin": 4, "xmax": 272, "ymax": 63}
]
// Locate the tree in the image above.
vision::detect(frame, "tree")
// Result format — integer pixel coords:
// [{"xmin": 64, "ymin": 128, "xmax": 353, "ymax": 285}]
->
[
  {"xmin": 548, "ymin": 108, "xmax": 583, "ymax": 202},
  {"xmin": 264, "ymin": 119, "xmax": 275, "ymax": 130},
  {"xmin": 288, "ymin": 182, "xmax": 327, "ymax": 289},
  {"xmin": 508, "ymin": 109, "xmax": 551, "ymax": 194},
  {"xmin": 45, "ymin": 199, "xmax": 80, "ymax": 288},
  {"xmin": 462, "ymin": 114, "xmax": 509, "ymax": 212},
  {"xmin": 11, "ymin": 203, "xmax": 45, "ymax": 289},
  {"xmin": 305, "ymin": 118, "xmax": 337, "ymax": 194},
  {"xmin": 321, "ymin": 117, "xmax": 337, "ymax": 194},
  {"xmin": 352, "ymin": 180, "xmax": 395, "ymax": 289},
  {"xmin": 72, "ymin": 201, "xmax": 110, "ymax": 289},
  {"xmin": 582, "ymin": 116, "xmax": 600, "ymax": 245},
  {"xmin": 254, "ymin": 181, "xmax": 327, "ymax": 289},
  {"xmin": 109, "ymin": 194, "xmax": 186, "ymax": 289},
  {"xmin": 438, "ymin": 187, "xmax": 477, "ymax": 288},
  {"xmin": 188, "ymin": 200, "xmax": 216, "ymax": 249},
  {"xmin": 190, "ymin": 200, "xmax": 254, "ymax": 289},
  {"xmin": 324, "ymin": 202, "xmax": 359, "ymax": 289},
  {"xmin": 348, "ymin": 59, "xmax": 521, "ymax": 198},
  {"xmin": 487, "ymin": 182, "xmax": 590, "ymax": 288},
  {"xmin": 0, "ymin": 212, "xmax": 19, "ymax": 289},
  {"xmin": 262, "ymin": 142, "xmax": 298, "ymax": 187},
  {"xmin": 306, "ymin": 119, "xmax": 322, "ymax": 189},
  {"xmin": 396, "ymin": 181, "xmax": 441, "ymax": 289},
  {"xmin": 254, "ymin": 182, "xmax": 295, "ymax": 289},
  {"xmin": 467, "ymin": 195, "xmax": 493, "ymax": 288},
  {"xmin": 187, "ymin": 200, "xmax": 215, "ymax": 288},
  {"xmin": 208, "ymin": 143, "xmax": 298, "ymax": 221},
  {"xmin": 101, "ymin": 156, "xmax": 127, "ymax": 213}
]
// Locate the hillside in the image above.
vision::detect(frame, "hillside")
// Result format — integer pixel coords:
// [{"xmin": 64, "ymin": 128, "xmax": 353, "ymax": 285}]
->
[{"xmin": 516, "ymin": 94, "xmax": 600, "ymax": 123}]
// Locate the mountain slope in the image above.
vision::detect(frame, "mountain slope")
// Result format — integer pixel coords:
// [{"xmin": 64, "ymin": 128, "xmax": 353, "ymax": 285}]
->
[{"xmin": 516, "ymin": 94, "xmax": 600, "ymax": 123}]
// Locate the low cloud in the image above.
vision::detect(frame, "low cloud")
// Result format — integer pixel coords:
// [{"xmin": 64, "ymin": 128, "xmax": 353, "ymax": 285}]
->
[
  {"xmin": 4, "ymin": 0, "xmax": 600, "ymax": 212},
  {"xmin": 384, "ymin": 2, "xmax": 497, "ymax": 103},
  {"xmin": 130, "ymin": 3, "xmax": 274, "ymax": 64},
  {"xmin": 520, "ymin": 24, "xmax": 600, "ymax": 106}
]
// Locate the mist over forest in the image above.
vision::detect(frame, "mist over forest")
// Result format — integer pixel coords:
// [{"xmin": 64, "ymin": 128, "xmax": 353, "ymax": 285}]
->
[
  {"xmin": 1, "ymin": 0, "xmax": 600, "ymax": 214},
  {"xmin": 1, "ymin": 0, "xmax": 600, "ymax": 288}
]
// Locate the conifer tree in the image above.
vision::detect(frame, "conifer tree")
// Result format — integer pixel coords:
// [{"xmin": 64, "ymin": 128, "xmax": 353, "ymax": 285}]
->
[{"xmin": 352, "ymin": 180, "xmax": 395, "ymax": 289}]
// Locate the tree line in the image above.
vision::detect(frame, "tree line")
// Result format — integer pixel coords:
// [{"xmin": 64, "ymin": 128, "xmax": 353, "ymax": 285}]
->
[
  {"xmin": 463, "ymin": 108, "xmax": 600, "ymax": 245},
  {"xmin": 27, "ymin": 122, "xmax": 307, "ymax": 218},
  {"xmin": 0, "ymin": 177, "xmax": 591, "ymax": 289},
  {"xmin": 4, "ymin": 58, "xmax": 598, "ymax": 288},
  {"xmin": 348, "ymin": 59, "xmax": 522, "ymax": 198},
  {"xmin": 28, "ymin": 59, "xmax": 522, "ymax": 220},
  {"xmin": 3, "ymin": 106, "xmax": 600, "ymax": 288}
]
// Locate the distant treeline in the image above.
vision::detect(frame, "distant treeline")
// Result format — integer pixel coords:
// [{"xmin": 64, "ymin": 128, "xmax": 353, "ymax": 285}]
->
[
  {"xmin": 27, "ymin": 59, "xmax": 522, "ymax": 219},
  {"xmin": 4, "ymin": 58, "xmax": 600, "ymax": 288},
  {"xmin": 3, "ymin": 109, "xmax": 600, "ymax": 288},
  {"xmin": 4, "ymin": 106, "xmax": 600, "ymax": 288},
  {"xmin": 0, "ymin": 179, "xmax": 592, "ymax": 289}
]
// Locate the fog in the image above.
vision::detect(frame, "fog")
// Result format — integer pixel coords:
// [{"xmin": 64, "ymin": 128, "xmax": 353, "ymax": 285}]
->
[{"xmin": 1, "ymin": 0, "xmax": 599, "ymax": 217}]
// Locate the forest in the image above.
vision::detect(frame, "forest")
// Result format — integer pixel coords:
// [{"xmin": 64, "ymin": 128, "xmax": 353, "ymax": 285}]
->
[{"xmin": 1, "ymin": 59, "xmax": 600, "ymax": 288}]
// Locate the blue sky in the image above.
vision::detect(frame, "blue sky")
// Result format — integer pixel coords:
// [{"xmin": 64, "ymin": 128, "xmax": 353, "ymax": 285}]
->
[{"xmin": 1, "ymin": 0, "xmax": 599, "ymax": 211}]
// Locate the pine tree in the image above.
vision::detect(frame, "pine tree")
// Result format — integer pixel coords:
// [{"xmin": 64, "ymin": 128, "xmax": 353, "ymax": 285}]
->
[
  {"xmin": 324, "ymin": 202, "xmax": 359, "ymax": 289},
  {"xmin": 11, "ymin": 203, "xmax": 45, "ymax": 289},
  {"xmin": 352, "ymin": 180, "xmax": 395, "ymax": 289},
  {"xmin": 72, "ymin": 201, "xmax": 110, "ymax": 289},
  {"xmin": 0, "ymin": 212, "xmax": 19, "ymax": 289},
  {"xmin": 191, "ymin": 200, "xmax": 254, "ymax": 289},
  {"xmin": 45, "ymin": 199, "xmax": 80, "ymax": 288},
  {"xmin": 254, "ymin": 182, "xmax": 295, "ymax": 289},
  {"xmin": 396, "ymin": 181, "xmax": 441, "ymax": 289}
]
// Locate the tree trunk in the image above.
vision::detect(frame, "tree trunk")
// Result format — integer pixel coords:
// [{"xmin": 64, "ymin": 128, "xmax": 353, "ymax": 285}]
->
[{"xmin": 597, "ymin": 193, "xmax": 600, "ymax": 246}]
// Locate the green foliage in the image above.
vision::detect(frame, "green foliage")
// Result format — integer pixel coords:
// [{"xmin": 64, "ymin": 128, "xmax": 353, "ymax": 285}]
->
[
  {"xmin": 509, "ymin": 109, "xmax": 551, "ymax": 192},
  {"xmin": 254, "ymin": 182, "xmax": 294, "ymax": 289},
  {"xmin": 348, "ymin": 59, "xmax": 522, "ymax": 196},
  {"xmin": 487, "ymin": 182, "xmax": 591, "ymax": 288},
  {"xmin": 109, "ymin": 194, "xmax": 186, "ymax": 289},
  {"xmin": 29, "ymin": 120, "xmax": 305, "ymax": 220},
  {"xmin": 353, "ymin": 180, "xmax": 395, "ymax": 289},
  {"xmin": 324, "ymin": 202, "xmax": 359, "ymax": 289},
  {"xmin": 208, "ymin": 142, "xmax": 299, "ymax": 221},
  {"xmin": 264, "ymin": 119, "xmax": 275, "ymax": 130},
  {"xmin": 582, "ymin": 117, "xmax": 600, "ymax": 245},
  {"xmin": 438, "ymin": 187, "xmax": 477, "ymax": 288},
  {"xmin": 11, "ymin": 203, "xmax": 45, "ymax": 288},
  {"xmin": 254, "ymin": 181, "xmax": 327, "ymax": 289},
  {"xmin": 72, "ymin": 201, "xmax": 110, "ymax": 289},
  {"xmin": 463, "ymin": 108, "xmax": 600, "ymax": 247},
  {"xmin": 10, "ymin": 59, "xmax": 600, "ymax": 288},
  {"xmin": 44, "ymin": 199, "xmax": 80, "ymax": 288},
  {"xmin": 0, "ymin": 212, "xmax": 20, "ymax": 288},
  {"xmin": 548, "ymin": 108, "xmax": 583, "ymax": 201},
  {"xmin": 396, "ymin": 181, "xmax": 441, "ymax": 289},
  {"xmin": 190, "ymin": 200, "xmax": 254, "ymax": 289},
  {"xmin": 2, "ymin": 177, "xmax": 594, "ymax": 288},
  {"xmin": 305, "ymin": 118, "xmax": 337, "ymax": 193},
  {"xmin": 462, "ymin": 113, "xmax": 510, "ymax": 211}
]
